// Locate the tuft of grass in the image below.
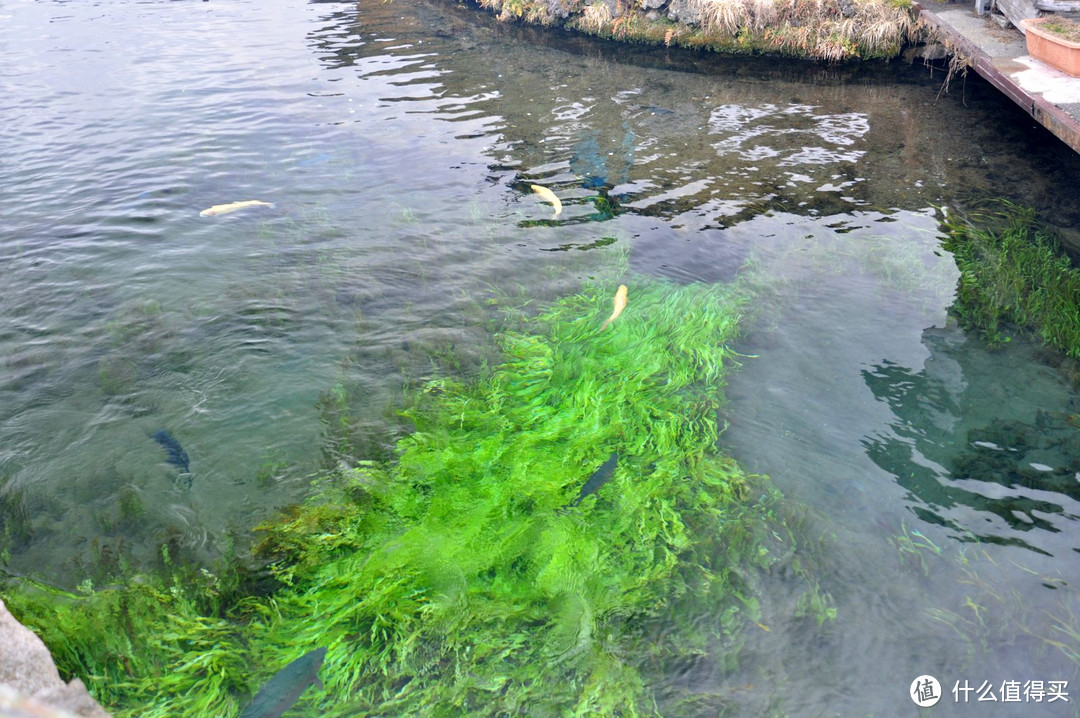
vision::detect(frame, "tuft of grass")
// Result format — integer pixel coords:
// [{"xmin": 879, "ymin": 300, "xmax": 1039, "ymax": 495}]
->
[
  {"xmin": 696, "ymin": 0, "xmax": 749, "ymax": 35},
  {"xmin": 3, "ymin": 279, "xmax": 784, "ymax": 716},
  {"xmin": 941, "ymin": 202, "xmax": 1080, "ymax": 358},
  {"xmin": 582, "ymin": 0, "xmax": 612, "ymax": 31}
]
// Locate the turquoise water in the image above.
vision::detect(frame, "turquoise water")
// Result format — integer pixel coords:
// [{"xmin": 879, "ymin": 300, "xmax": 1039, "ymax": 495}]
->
[{"xmin": 3, "ymin": 0, "xmax": 1080, "ymax": 713}]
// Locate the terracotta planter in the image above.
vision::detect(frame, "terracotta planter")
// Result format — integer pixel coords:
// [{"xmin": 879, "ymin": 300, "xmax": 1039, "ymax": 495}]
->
[{"xmin": 1022, "ymin": 17, "xmax": 1080, "ymax": 76}]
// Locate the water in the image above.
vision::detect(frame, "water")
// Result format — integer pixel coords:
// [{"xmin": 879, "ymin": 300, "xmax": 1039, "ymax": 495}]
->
[{"xmin": 3, "ymin": 0, "xmax": 1080, "ymax": 714}]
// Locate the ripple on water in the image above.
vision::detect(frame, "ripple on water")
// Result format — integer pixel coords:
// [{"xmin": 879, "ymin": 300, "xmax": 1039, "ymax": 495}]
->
[{"xmin": 4, "ymin": 0, "xmax": 1080, "ymax": 711}]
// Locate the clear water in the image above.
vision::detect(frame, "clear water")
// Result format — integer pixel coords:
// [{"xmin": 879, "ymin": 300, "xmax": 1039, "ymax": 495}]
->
[{"xmin": 3, "ymin": 0, "xmax": 1080, "ymax": 714}]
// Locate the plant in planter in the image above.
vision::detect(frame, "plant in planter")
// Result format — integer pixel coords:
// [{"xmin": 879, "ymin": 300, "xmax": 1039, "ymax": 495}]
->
[{"xmin": 1022, "ymin": 16, "xmax": 1080, "ymax": 76}]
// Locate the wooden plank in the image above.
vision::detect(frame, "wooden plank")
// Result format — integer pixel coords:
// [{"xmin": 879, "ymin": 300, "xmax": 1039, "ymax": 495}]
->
[
  {"xmin": 997, "ymin": 0, "xmax": 1043, "ymax": 32},
  {"xmin": 1034, "ymin": 0, "xmax": 1080, "ymax": 10},
  {"xmin": 914, "ymin": 1, "xmax": 1080, "ymax": 155}
]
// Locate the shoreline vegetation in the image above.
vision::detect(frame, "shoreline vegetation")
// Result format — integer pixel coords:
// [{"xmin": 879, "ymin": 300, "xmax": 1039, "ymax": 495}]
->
[
  {"xmin": 458, "ymin": 0, "xmax": 926, "ymax": 61},
  {"xmin": 1, "ymin": 279, "xmax": 820, "ymax": 716}
]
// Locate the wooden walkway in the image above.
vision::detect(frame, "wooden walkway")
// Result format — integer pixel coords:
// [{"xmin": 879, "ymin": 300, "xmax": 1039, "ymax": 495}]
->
[{"xmin": 915, "ymin": 0, "xmax": 1080, "ymax": 153}]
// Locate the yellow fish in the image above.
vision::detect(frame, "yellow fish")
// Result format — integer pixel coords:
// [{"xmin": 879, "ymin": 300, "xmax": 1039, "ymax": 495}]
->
[
  {"xmin": 600, "ymin": 284, "xmax": 628, "ymax": 331},
  {"xmin": 529, "ymin": 184, "xmax": 562, "ymax": 218},
  {"xmin": 199, "ymin": 200, "xmax": 275, "ymax": 217}
]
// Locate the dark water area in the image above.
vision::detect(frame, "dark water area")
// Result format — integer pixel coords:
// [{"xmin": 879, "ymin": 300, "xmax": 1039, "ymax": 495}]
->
[{"xmin": 3, "ymin": 0, "xmax": 1080, "ymax": 714}]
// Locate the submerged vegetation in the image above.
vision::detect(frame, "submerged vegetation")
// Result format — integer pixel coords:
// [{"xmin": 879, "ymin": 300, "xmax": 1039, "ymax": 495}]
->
[
  {"xmin": 942, "ymin": 202, "xmax": 1080, "ymax": 358},
  {"xmin": 468, "ymin": 0, "xmax": 921, "ymax": 61},
  {"xmin": 3, "ymin": 279, "xmax": 800, "ymax": 716}
]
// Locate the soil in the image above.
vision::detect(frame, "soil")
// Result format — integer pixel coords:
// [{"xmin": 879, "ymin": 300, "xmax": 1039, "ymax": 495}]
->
[{"xmin": 1037, "ymin": 17, "xmax": 1080, "ymax": 43}]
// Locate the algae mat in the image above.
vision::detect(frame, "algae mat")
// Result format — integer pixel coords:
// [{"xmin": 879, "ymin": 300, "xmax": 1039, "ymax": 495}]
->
[{"xmin": 4, "ymin": 279, "xmax": 788, "ymax": 716}]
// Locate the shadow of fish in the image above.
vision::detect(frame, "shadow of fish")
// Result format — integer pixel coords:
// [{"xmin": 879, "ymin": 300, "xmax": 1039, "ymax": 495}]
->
[
  {"xmin": 569, "ymin": 128, "xmax": 635, "ymax": 191},
  {"xmin": 152, "ymin": 429, "xmax": 191, "ymax": 488},
  {"xmin": 240, "ymin": 647, "xmax": 327, "ymax": 718},
  {"xmin": 570, "ymin": 134, "xmax": 607, "ymax": 189},
  {"xmin": 631, "ymin": 104, "xmax": 675, "ymax": 115},
  {"xmin": 567, "ymin": 452, "xmax": 618, "ymax": 508}
]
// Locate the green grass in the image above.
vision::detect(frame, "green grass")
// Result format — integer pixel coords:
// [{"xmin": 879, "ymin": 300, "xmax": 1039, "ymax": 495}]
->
[
  {"xmin": 3, "ymin": 278, "xmax": 783, "ymax": 716},
  {"xmin": 942, "ymin": 202, "xmax": 1080, "ymax": 358}
]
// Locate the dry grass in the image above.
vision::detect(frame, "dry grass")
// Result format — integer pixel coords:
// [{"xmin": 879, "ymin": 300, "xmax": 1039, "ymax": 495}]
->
[
  {"xmin": 582, "ymin": 0, "xmax": 612, "ymax": 31},
  {"xmin": 506, "ymin": 0, "xmax": 919, "ymax": 61},
  {"xmin": 696, "ymin": 0, "xmax": 750, "ymax": 35},
  {"xmin": 746, "ymin": 0, "xmax": 779, "ymax": 30},
  {"xmin": 684, "ymin": 0, "xmax": 915, "ymax": 59}
]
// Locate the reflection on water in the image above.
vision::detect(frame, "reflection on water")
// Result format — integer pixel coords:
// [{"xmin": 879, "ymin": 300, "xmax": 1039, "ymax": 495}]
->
[
  {"xmin": 3, "ymin": 0, "xmax": 1080, "ymax": 712},
  {"xmin": 863, "ymin": 326, "xmax": 1080, "ymax": 555}
]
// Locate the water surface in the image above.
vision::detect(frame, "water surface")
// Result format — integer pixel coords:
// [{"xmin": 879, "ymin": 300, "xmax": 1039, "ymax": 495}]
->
[{"xmin": 3, "ymin": 0, "xmax": 1080, "ymax": 714}]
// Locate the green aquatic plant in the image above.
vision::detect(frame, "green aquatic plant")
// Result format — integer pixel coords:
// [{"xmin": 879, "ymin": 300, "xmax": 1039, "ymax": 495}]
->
[
  {"xmin": 942, "ymin": 202, "xmax": 1080, "ymax": 358},
  {"xmin": 921, "ymin": 542, "xmax": 1080, "ymax": 671},
  {"xmin": 1043, "ymin": 596, "xmax": 1080, "ymax": 666},
  {"xmin": 3, "ymin": 279, "xmax": 783, "ymax": 716},
  {"xmin": 793, "ymin": 583, "xmax": 838, "ymax": 627},
  {"xmin": 252, "ymin": 280, "xmax": 778, "ymax": 715},
  {"xmin": 888, "ymin": 520, "xmax": 943, "ymax": 576},
  {"xmin": 0, "ymin": 479, "xmax": 32, "ymax": 562},
  {"xmin": 4, "ymin": 554, "xmax": 253, "ymax": 715}
]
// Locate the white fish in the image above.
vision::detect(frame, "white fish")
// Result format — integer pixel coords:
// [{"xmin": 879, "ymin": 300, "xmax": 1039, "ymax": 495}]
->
[
  {"xmin": 530, "ymin": 184, "xmax": 562, "ymax": 218},
  {"xmin": 199, "ymin": 200, "xmax": 275, "ymax": 217},
  {"xmin": 600, "ymin": 285, "xmax": 628, "ymax": 331}
]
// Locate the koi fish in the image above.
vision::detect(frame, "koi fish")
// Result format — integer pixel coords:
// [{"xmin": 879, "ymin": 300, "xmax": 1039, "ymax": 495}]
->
[
  {"xmin": 529, "ymin": 184, "xmax": 562, "ymax": 218},
  {"xmin": 599, "ymin": 284, "xmax": 628, "ymax": 331},
  {"xmin": 199, "ymin": 200, "xmax": 275, "ymax": 217},
  {"xmin": 240, "ymin": 647, "xmax": 327, "ymax": 718}
]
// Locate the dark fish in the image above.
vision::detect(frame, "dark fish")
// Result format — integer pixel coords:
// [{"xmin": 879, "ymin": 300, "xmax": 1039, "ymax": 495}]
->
[
  {"xmin": 240, "ymin": 647, "xmax": 328, "ymax": 718},
  {"xmin": 152, "ymin": 429, "xmax": 190, "ymax": 474},
  {"xmin": 569, "ymin": 452, "xmax": 618, "ymax": 507},
  {"xmin": 635, "ymin": 105, "xmax": 675, "ymax": 115}
]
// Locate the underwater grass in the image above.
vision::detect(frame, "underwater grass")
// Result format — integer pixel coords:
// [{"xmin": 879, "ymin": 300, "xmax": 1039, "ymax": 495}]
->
[
  {"xmin": 3, "ymin": 279, "xmax": 780, "ymax": 716},
  {"xmin": 4, "ymin": 562, "xmax": 253, "ymax": 716},
  {"xmin": 942, "ymin": 202, "xmax": 1080, "ymax": 358}
]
